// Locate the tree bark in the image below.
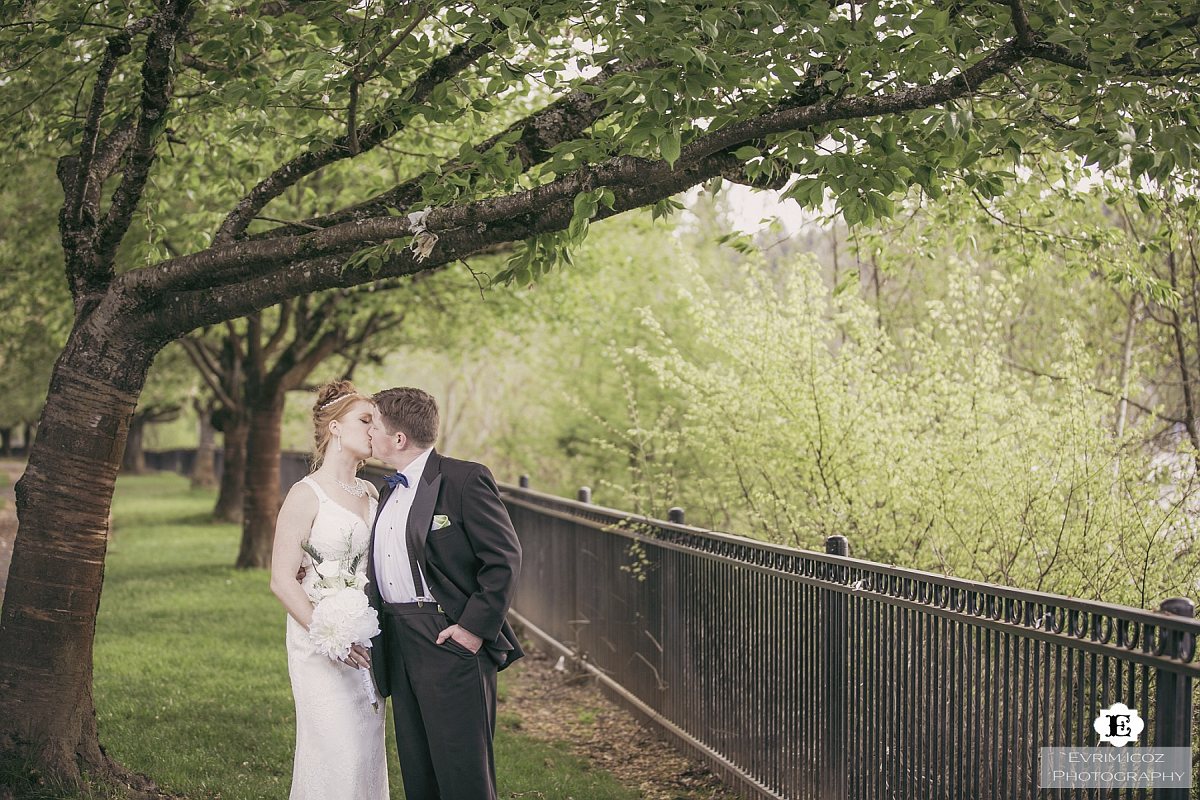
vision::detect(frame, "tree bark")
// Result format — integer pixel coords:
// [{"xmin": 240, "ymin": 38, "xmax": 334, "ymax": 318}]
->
[
  {"xmin": 191, "ymin": 404, "xmax": 218, "ymax": 489},
  {"xmin": 236, "ymin": 392, "xmax": 284, "ymax": 569},
  {"xmin": 121, "ymin": 416, "xmax": 147, "ymax": 474},
  {"xmin": 212, "ymin": 410, "xmax": 247, "ymax": 522},
  {"xmin": 0, "ymin": 321, "xmax": 161, "ymax": 792},
  {"xmin": 1114, "ymin": 293, "xmax": 1142, "ymax": 438}
]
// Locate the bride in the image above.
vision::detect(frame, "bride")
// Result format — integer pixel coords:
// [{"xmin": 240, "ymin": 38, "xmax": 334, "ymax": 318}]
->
[{"xmin": 270, "ymin": 380, "xmax": 388, "ymax": 799}]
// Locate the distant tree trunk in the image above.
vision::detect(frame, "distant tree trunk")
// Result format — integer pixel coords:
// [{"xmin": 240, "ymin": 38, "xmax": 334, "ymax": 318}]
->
[
  {"xmin": 1166, "ymin": 250, "xmax": 1200, "ymax": 469},
  {"xmin": 191, "ymin": 403, "xmax": 218, "ymax": 489},
  {"xmin": 1114, "ymin": 293, "xmax": 1142, "ymax": 438},
  {"xmin": 121, "ymin": 416, "xmax": 147, "ymax": 474},
  {"xmin": 0, "ymin": 427, "xmax": 11, "ymax": 457},
  {"xmin": 23, "ymin": 422, "xmax": 35, "ymax": 450},
  {"xmin": 0, "ymin": 323, "xmax": 160, "ymax": 789},
  {"xmin": 237, "ymin": 392, "xmax": 284, "ymax": 569},
  {"xmin": 213, "ymin": 411, "xmax": 247, "ymax": 523}
]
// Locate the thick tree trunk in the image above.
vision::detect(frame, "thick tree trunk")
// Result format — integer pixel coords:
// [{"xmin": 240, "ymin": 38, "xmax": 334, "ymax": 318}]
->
[
  {"xmin": 191, "ymin": 409, "xmax": 218, "ymax": 489},
  {"xmin": 121, "ymin": 416, "xmax": 147, "ymax": 474},
  {"xmin": 212, "ymin": 412, "xmax": 247, "ymax": 523},
  {"xmin": 236, "ymin": 393, "xmax": 284, "ymax": 569},
  {"xmin": 0, "ymin": 321, "xmax": 161, "ymax": 793}
]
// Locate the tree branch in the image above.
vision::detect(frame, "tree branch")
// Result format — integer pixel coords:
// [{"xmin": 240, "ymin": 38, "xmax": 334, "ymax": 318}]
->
[
  {"xmin": 279, "ymin": 327, "xmax": 345, "ymax": 391},
  {"xmin": 94, "ymin": 0, "xmax": 192, "ymax": 269},
  {"xmin": 1006, "ymin": 0, "xmax": 1036, "ymax": 47},
  {"xmin": 347, "ymin": 4, "xmax": 430, "ymax": 155},
  {"xmin": 1003, "ymin": 355, "xmax": 1180, "ymax": 427},
  {"xmin": 180, "ymin": 335, "xmax": 236, "ymax": 409},
  {"xmin": 66, "ymin": 23, "xmax": 146, "ymax": 227},
  {"xmin": 213, "ymin": 29, "xmax": 496, "ymax": 243},
  {"xmin": 124, "ymin": 25, "xmax": 1195, "ymax": 339},
  {"xmin": 1134, "ymin": 11, "xmax": 1200, "ymax": 51},
  {"xmin": 245, "ymin": 59, "xmax": 651, "ymax": 239},
  {"xmin": 140, "ymin": 148, "xmax": 741, "ymax": 334},
  {"xmin": 133, "ymin": 40, "xmax": 1025, "ymax": 302},
  {"xmin": 246, "ymin": 311, "xmax": 266, "ymax": 378},
  {"xmin": 89, "ymin": 117, "xmax": 138, "ymax": 184},
  {"xmin": 263, "ymin": 299, "xmax": 292, "ymax": 360},
  {"xmin": 1026, "ymin": 32, "xmax": 1200, "ymax": 78}
]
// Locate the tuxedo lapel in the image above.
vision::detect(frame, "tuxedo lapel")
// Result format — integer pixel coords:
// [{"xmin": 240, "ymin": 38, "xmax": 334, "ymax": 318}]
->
[{"xmin": 406, "ymin": 450, "xmax": 442, "ymax": 579}]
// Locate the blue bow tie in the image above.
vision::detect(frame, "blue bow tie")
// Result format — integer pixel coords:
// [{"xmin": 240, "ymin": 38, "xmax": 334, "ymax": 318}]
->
[{"xmin": 383, "ymin": 472, "xmax": 410, "ymax": 489}]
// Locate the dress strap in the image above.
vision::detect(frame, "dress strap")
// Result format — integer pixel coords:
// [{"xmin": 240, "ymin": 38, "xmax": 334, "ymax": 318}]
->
[{"xmin": 299, "ymin": 475, "xmax": 331, "ymax": 503}]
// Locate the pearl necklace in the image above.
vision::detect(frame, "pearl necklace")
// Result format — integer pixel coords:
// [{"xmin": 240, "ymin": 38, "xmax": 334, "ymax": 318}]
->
[{"xmin": 335, "ymin": 477, "xmax": 366, "ymax": 498}]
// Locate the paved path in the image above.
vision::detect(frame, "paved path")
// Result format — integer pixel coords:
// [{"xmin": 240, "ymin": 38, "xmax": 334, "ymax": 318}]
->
[{"xmin": 0, "ymin": 459, "xmax": 24, "ymax": 608}]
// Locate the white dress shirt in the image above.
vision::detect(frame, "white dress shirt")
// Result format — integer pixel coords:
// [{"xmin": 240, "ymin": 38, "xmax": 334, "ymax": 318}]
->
[{"xmin": 374, "ymin": 447, "xmax": 436, "ymax": 604}]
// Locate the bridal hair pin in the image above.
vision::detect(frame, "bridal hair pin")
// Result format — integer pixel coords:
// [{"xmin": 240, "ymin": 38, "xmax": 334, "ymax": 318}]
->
[{"xmin": 319, "ymin": 393, "xmax": 350, "ymax": 410}]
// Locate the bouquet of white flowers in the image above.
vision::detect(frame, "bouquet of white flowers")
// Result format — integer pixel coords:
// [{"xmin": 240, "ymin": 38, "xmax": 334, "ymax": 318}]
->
[{"xmin": 302, "ymin": 531, "xmax": 381, "ymax": 710}]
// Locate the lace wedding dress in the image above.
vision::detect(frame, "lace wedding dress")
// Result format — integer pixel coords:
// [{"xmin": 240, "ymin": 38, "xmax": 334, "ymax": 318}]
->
[{"xmin": 285, "ymin": 476, "xmax": 387, "ymax": 800}]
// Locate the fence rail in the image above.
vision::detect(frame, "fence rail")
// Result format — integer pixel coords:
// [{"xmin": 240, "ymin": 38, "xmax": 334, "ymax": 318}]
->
[{"xmin": 500, "ymin": 480, "xmax": 1200, "ymax": 800}]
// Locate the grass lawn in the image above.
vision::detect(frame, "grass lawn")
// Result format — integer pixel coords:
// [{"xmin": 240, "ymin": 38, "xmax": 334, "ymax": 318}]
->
[{"xmin": 96, "ymin": 472, "xmax": 638, "ymax": 799}]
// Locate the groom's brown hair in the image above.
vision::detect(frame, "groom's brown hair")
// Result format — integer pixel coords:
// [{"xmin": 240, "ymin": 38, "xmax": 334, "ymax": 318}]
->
[{"xmin": 373, "ymin": 387, "xmax": 439, "ymax": 448}]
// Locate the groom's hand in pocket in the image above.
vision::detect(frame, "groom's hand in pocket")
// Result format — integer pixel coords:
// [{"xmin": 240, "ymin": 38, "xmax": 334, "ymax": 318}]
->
[{"xmin": 436, "ymin": 624, "xmax": 483, "ymax": 654}]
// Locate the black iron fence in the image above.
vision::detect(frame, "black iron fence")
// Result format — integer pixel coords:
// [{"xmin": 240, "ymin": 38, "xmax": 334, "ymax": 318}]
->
[
  {"xmin": 500, "ymin": 479, "xmax": 1200, "ymax": 800},
  {"xmin": 138, "ymin": 449, "xmax": 1200, "ymax": 798},
  {"xmin": 143, "ymin": 448, "xmax": 310, "ymax": 493}
]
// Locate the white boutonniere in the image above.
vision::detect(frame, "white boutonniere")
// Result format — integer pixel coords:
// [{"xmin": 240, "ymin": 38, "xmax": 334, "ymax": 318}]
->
[{"xmin": 431, "ymin": 514, "xmax": 451, "ymax": 531}]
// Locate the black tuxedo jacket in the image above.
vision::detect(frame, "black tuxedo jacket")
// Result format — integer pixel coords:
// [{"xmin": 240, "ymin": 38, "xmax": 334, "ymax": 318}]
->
[{"xmin": 367, "ymin": 450, "xmax": 524, "ymax": 696}]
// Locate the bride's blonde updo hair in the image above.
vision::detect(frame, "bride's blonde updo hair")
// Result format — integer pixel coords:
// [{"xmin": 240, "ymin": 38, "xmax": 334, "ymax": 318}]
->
[{"xmin": 311, "ymin": 379, "xmax": 369, "ymax": 470}]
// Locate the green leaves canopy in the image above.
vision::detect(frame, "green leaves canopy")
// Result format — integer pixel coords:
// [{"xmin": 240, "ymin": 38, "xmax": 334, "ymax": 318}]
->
[{"xmin": 2, "ymin": 0, "xmax": 1197, "ymax": 322}]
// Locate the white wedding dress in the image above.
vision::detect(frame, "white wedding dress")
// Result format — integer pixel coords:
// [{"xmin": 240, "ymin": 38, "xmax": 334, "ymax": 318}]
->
[{"xmin": 285, "ymin": 476, "xmax": 387, "ymax": 800}]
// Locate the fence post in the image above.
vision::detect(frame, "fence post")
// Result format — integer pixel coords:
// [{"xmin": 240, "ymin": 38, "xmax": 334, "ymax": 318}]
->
[
  {"xmin": 577, "ymin": 486, "xmax": 592, "ymax": 503},
  {"xmin": 518, "ymin": 474, "xmax": 530, "ymax": 489},
  {"xmin": 823, "ymin": 535, "xmax": 850, "ymax": 800},
  {"xmin": 1153, "ymin": 597, "xmax": 1195, "ymax": 800},
  {"xmin": 668, "ymin": 507, "xmax": 685, "ymax": 524},
  {"xmin": 826, "ymin": 535, "xmax": 849, "ymax": 559}
]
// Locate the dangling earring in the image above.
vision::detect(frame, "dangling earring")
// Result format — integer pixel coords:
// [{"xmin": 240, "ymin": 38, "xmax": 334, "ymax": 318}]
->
[{"xmin": 336, "ymin": 434, "xmax": 343, "ymax": 453}]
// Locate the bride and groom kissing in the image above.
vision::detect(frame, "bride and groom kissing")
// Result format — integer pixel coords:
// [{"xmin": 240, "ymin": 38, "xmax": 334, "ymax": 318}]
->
[{"xmin": 270, "ymin": 381, "xmax": 523, "ymax": 799}]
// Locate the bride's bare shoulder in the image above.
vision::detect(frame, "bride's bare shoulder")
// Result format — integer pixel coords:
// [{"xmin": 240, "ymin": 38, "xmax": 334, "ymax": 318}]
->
[{"xmin": 280, "ymin": 479, "xmax": 320, "ymax": 515}]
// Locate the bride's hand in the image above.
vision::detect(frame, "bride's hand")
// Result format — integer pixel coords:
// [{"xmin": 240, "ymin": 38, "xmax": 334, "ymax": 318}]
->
[{"xmin": 339, "ymin": 643, "xmax": 371, "ymax": 670}]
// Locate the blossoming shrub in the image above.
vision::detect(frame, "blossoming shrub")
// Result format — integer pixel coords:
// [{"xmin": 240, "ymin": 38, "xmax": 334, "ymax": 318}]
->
[{"xmin": 606, "ymin": 257, "xmax": 1200, "ymax": 605}]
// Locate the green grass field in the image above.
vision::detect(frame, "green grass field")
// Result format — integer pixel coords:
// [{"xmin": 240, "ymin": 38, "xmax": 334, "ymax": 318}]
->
[{"xmin": 95, "ymin": 473, "xmax": 637, "ymax": 799}]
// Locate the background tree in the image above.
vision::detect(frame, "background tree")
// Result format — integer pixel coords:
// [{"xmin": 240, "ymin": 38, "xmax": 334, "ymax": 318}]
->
[
  {"xmin": 120, "ymin": 343, "xmax": 197, "ymax": 474},
  {"xmin": 189, "ymin": 392, "xmax": 220, "ymax": 489},
  {"xmin": 183, "ymin": 288, "xmax": 402, "ymax": 567},
  {"xmin": 2, "ymin": 0, "xmax": 1198, "ymax": 790},
  {"xmin": 0, "ymin": 159, "xmax": 70, "ymax": 456}
]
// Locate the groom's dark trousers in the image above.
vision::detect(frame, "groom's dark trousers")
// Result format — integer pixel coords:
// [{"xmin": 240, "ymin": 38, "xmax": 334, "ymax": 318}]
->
[
  {"xmin": 383, "ymin": 603, "xmax": 499, "ymax": 799},
  {"xmin": 368, "ymin": 450, "xmax": 523, "ymax": 800}
]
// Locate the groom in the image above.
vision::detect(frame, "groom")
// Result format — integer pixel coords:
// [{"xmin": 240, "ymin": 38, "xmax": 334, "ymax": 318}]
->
[{"xmin": 364, "ymin": 386, "xmax": 523, "ymax": 800}]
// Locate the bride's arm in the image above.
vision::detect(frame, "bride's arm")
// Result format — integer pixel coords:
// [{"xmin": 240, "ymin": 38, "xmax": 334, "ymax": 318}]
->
[{"xmin": 269, "ymin": 484, "xmax": 319, "ymax": 628}]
